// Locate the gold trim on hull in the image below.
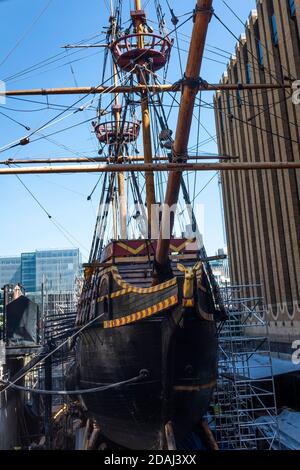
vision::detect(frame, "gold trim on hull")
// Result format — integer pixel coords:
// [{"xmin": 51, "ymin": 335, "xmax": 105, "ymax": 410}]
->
[
  {"xmin": 111, "ymin": 267, "xmax": 177, "ymax": 294},
  {"xmin": 103, "ymin": 294, "xmax": 178, "ymax": 328}
]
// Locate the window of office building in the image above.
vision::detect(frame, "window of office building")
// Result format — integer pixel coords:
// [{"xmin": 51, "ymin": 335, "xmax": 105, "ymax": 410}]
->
[
  {"xmin": 288, "ymin": 0, "xmax": 296, "ymax": 17},
  {"xmin": 226, "ymin": 92, "xmax": 231, "ymax": 114},
  {"xmin": 21, "ymin": 253, "xmax": 36, "ymax": 293},
  {"xmin": 246, "ymin": 62, "xmax": 251, "ymax": 83},
  {"xmin": 218, "ymin": 98, "xmax": 224, "ymax": 133},
  {"xmin": 257, "ymin": 40, "xmax": 264, "ymax": 66},
  {"xmin": 271, "ymin": 14, "xmax": 279, "ymax": 45}
]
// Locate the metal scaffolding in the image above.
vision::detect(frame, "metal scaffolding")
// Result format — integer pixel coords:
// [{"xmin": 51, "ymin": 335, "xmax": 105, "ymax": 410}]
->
[
  {"xmin": 42, "ymin": 290, "xmax": 78, "ymax": 406},
  {"xmin": 211, "ymin": 284, "xmax": 280, "ymax": 450},
  {"xmin": 25, "ymin": 288, "xmax": 79, "ymax": 414}
]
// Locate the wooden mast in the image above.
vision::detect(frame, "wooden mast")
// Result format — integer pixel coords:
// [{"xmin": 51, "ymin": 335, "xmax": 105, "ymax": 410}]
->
[
  {"xmin": 133, "ymin": 0, "xmax": 156, "ymax": 233},
  {"xmin": 115, "ymin": 109, "xmax": 127, "ymax": 239},
  {"xmin": 155, "ymin": 0, "xmax": 213, "ymax": 270},
  {"xmin": 110, "ymin": 4, "xmax": 127, "ymax": 239}
]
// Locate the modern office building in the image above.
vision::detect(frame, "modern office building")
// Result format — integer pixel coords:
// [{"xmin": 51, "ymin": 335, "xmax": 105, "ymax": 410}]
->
[
  {"xmin": 0, "ymin": 257, "xmax": 21, "ymax": 288},
  {"xmin": 214, "ymin": 0, "xmax": 300, "ymax": 349},
  {"xmin": 22, "ymin": 249, "xmax": 82, "ymax": 293},
  {"xmin": 0, "ymin": 249, "xmax": 82, "ymax": 294}
]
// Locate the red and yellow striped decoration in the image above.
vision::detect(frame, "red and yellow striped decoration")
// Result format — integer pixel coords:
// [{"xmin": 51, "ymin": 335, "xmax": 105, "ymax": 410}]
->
[
  {"xmin": 103, "ymin": 295, "xmax": 178, "ymax": 328},
  {"xmin": 111, "ymin": 267, "xmax": 177, "ymax": 294}
]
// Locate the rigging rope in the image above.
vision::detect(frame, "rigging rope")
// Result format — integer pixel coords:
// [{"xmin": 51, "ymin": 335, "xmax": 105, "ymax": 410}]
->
[
  {"xmin": 207, "ymin": 94, "xmax": 300, "ymax": 145},
  {"xmin": 5, "ymin": 95, "xmax": 97, "ymax": 111},
  {"xmin": 1, "ymin": 10, "xmax": 195, "ymax": 155},
  {"xmin": 0, "ymin": 371, "xmax": 148, "ymax": 396},
  {"xmin": 213, "ymin": 11, "xmax": 295, "ymax": 87},
  {"xmin": 4, "ymin": 34, "xmax": 106, "ymax": 83},
  {"xmin": 0, "ymin": 0, "xmax": 54, "ymax": 68},
  {"xmin": 0, "ymin": 69, "xmax": 133, "ymax": 153},
  {"xmin": 0, "ymin": 109, "xmax": 30, "ymax": 131},
  {"xmin": 224, "ymin": 90, "xmax": 298, "ymax": 132},
  {"xmin": 10, "ymin": 169, "xmax": 90, "ymax": 255},
  {"xmin": 221, "ymin": 0, "xmax": 296, "ymax": 83},
  {"xmin": 0, "ymin": 310, "xmax": 109, "ymax": 395},
  {"xmin": 0, "ymin": 68, "xmax": 135, "ymax": 154},
  {"xmin": 7, "ymin": 50, "xmax": 105, "ymax": 87}
]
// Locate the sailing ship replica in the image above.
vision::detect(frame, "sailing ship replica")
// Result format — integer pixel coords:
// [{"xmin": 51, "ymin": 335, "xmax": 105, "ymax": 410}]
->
[
  {"xmin": 66, "ymin": 0, "xmax": 226, "ymax": 450},
  {"xmin": 1, "ymin": 0, "xmax": 298, "ymax": 452}
]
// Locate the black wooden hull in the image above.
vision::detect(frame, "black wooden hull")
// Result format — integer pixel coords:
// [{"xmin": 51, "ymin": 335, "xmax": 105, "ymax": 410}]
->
[{"xmin": 73, "ymin": 310, "xmax": 217, "ymax": 449}]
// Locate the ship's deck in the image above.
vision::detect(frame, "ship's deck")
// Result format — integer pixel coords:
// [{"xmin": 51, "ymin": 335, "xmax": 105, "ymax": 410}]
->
[{"xmin": 117, "ymin": 256, "xmax": 198, "ymax": 287}]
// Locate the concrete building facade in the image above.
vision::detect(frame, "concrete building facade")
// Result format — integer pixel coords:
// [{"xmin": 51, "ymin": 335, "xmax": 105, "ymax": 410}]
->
[{"xmin": 214, "ymin": 0, "xmax": 300, "ymax": 349}]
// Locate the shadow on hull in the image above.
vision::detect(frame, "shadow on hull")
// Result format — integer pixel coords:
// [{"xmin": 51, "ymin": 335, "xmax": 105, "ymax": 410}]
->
[{"xmin": 72, "ymin": 311, "xmax": 217, "ymax": 449}]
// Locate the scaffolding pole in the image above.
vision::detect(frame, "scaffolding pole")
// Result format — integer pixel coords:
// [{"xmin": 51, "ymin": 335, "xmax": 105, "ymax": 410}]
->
[{"xmin": 211, "ymin": 284, "xmax": 280, "ymax": 450}]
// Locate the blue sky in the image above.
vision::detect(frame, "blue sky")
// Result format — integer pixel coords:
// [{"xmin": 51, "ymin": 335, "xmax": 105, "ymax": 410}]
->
[{"xmin": 0, "ymin": 0, "xmax": 256, "ymax": 261}]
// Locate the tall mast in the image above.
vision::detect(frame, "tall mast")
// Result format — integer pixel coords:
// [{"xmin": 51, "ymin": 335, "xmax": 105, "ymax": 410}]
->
[
  {"xmin": 133, "ymin": 0, "xmax": 156, "ymax": 233},
  {"xmin": 115, "ymin": 108, "xmax": 127, "ymax": 239},
  {"xmin": 110, "ymin": 1, "xmax": 127, "ymax": 239},
  {"xmin": 155, "ymin": 0, "xmax": 213, "ymax": 269}
]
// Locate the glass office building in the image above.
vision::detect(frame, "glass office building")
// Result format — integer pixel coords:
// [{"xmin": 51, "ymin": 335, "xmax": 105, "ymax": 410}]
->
[
  {"xmin": 21, "ymin": 252, "xmax": 36, "ymax": 293},
  {"xmin": 0, "ymin": 257, "xmax": 22, "ymax": 288},
  {"xmin": 34, "ymin": 249, "xmax": 81, "ymax": 293},
  {"xmin": 0, "ymin": 249, "xmax": 82, "ymax": 294}
]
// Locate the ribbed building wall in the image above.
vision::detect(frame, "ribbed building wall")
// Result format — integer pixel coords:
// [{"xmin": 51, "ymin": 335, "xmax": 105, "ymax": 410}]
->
[{"xmin": 214, "ymin": 0, "xmax": 300, "ymax": 346}]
